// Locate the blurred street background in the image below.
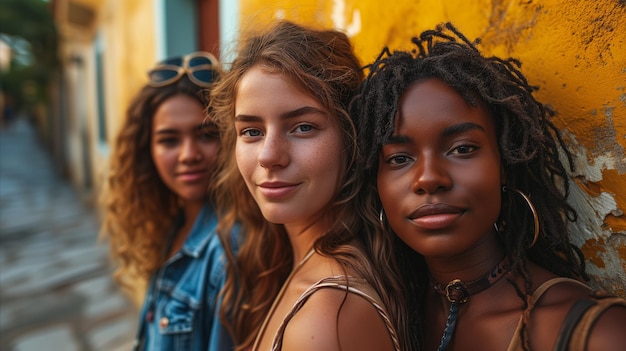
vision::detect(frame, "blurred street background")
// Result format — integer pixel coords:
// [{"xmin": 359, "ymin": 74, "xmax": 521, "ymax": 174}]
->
[
  {"xmin": 0, "ymin": 2, "xmax": 624, "ymax": 351},
  {"xmin": 0, "ymin": 117, "xmax": 136, "ymax": 350}
]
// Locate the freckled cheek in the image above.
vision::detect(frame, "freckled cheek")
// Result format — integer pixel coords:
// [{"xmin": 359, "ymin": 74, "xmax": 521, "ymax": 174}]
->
[
  {"xmin": 320, "ymin": 136, "xmax": 344, "ymax": 169},
  {"xmin": 235, "ymin": 143, "xmax": 255, "ymax": 182}
]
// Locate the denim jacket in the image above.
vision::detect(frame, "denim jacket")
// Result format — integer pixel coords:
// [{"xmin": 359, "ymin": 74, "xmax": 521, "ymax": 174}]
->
[{"xmin": 134, "ymin": 204, "xmax": 236, "ymax": 351}]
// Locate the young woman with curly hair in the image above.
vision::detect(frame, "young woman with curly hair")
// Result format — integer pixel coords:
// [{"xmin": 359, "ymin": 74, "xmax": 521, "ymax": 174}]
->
[
  {"xmin": 100, "ymin": 52, "xmax": 236, "ymax": 350},
  {"xmin": 351, "ymin": 23, "xmax": 626, "ymax": 351},
  {"xmin": 211, "ymin": 20, "xmax": 403, "ymax": 351}
]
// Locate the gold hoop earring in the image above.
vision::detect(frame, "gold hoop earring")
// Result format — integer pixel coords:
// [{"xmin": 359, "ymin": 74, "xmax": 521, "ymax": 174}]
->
[
  {"xmin": 379, "ymin": 208, "xmax": 385, "ymax": 226},
  {"xmin": 504, "ymin": 186, "xmax": 540, "ymax": 248}
]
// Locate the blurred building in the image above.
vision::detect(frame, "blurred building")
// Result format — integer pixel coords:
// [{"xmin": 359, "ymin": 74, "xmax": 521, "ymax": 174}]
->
[
  {"xmin": 50, "ymin": 0, "xmax": 625, "ymax": 294},
  {"xmin": 50, "ymin": 0, "xmax": 235, "ymax": 199}
]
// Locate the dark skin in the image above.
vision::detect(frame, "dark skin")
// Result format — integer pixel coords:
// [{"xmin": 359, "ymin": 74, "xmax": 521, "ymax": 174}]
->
[{"xmin": 378, "ymin": 79, "xmax": 626, "ymax": 350}]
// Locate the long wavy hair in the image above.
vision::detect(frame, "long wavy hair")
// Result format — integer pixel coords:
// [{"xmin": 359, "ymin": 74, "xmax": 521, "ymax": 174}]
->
[
  {"xmin": 211, "ymin": 20, "xmax": 406, "ymax": 351},
  {"xmin": 350, "ymin": 23, "xmax": 588, "ymax": 351},
  {"xmin": 100, "ymin": 75, "xmax": 212, "ymax": 298}
]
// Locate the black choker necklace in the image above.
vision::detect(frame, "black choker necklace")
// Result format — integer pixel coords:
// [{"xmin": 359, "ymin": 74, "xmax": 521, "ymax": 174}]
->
[{"xmin": 431, "ymin": 256, "xmax": 510, "ymax": 351}]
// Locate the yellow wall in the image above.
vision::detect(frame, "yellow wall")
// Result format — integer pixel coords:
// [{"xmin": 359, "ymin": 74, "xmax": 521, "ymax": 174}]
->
[
  {"xmin": 101, "ymin": 0, "xmax": 158, "ymax": 139},
  {"xmin": 95, "ymin": 0, "xmax": 158, "ymax": 210},
  {"xmin": 241, "ymin": 0, "xmax": 626, "ymax": 294}
]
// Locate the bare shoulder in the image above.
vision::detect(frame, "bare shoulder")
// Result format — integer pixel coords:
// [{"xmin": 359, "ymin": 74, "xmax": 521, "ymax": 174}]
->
[
  {"xmin": 536, "ymin": 278, "xmax": 593, "ymax": 306},
  {"xmin": 281, "ymin": 285, "xmax": 395, "ymax": 351},
  {"xmin": 528, "ymin": 279, "xmax": 596, "ymax": 347}
]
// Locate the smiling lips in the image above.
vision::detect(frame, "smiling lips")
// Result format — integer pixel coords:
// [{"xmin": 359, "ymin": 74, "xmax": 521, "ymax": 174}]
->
[
  {"xmin": 177, "ymin": 169, "xmax": 208, "ymax": 182},
  {"xmin": 258, "ymin": 181, "xmax": 300, "ymax": 199},
  {"xmin": 408, "ymin": 203, "xmax": 464, "ymax": 230}
]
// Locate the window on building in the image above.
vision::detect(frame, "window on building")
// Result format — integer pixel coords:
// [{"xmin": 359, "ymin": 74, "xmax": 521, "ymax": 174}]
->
[
  {"xmin": 163, "ymin": 0, "xmax": 198, "ymax": 57},
  {"xmin": 94, "ymin": 32, "xmax": 107, "ymax": 144}
]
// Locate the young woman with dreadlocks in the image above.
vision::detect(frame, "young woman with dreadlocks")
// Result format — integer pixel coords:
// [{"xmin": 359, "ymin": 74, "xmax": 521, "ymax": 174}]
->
[{"xmin": 351, "ymin": 23, "xmax": 626, "ymax": 351}]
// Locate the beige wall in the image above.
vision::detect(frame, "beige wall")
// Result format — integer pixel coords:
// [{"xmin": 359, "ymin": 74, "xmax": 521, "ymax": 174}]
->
[
  {"xmin": 55, "ymin": 0, "xmax": 159, "ymax": 204},
  {"xmin": 94, "ymin": 0, "xmax": 158, "ymax": 190},
  {"xmin": 241, "ymin": 0, "xmax": 626, "ymax": 295},
  {"xmin": 55, "ymin": 0, "xmax": 160, "ymax": 305}
]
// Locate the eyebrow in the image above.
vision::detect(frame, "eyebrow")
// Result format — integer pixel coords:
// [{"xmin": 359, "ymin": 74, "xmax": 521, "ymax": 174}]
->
[
  {"xmin": 235, "ymin": 106, "xmax": 327, "ymax": 122},
  {"xmin": 154, "ymin": 124, "xmax": 207, "ymax": 135},
  {"xmin": 154, "ymin": 128, "xmax": 179, "ymax": 135},
  {"xmin": 441, "ymin": 122, "xmax": 486, "ymax": 137},
  {"xmin": 385, "ymin": 122, "xmax": 486, "ymax": 144}
]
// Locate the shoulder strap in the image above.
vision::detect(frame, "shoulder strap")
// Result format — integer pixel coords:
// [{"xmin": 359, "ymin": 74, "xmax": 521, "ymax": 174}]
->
[
  {"xmin": 530, "ymin": 277, "xmax": 589, "ymax": 303},
  {"xmin": 553, "ymin": 299, "xmax": 597, "ymax": 351},
  {"xmin": 271, "ymin": 276, "xmax": 401, "ymax": 351},
  {"xmin": 555, "ymin": 293, "xmax": 626, "ymax": 351},
  {"xmin": 507, "ymin": 277, "xmax": 590, "ymax": 351}
]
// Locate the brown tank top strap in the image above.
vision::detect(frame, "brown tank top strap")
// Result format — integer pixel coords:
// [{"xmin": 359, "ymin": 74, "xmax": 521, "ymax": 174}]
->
[
  {"xmin": 271, "ymin": 276, "xmax": 401, "ymax": 351},
  {"xmin": 507, "ymin": 277, "xmax": 590, "ymax": 351},
  {"xmin": 530, "ymin": 277, "xmax": 589, "ymax": 302},
  {"xmin": 555, "ymin": 292, "xmax": 626, "ymax": 351}
]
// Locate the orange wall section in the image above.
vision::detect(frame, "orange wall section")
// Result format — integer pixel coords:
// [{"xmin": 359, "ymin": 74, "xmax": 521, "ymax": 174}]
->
[{"xmin": 240, "ymin": 0, "xmax": 626, "ymax": 294}]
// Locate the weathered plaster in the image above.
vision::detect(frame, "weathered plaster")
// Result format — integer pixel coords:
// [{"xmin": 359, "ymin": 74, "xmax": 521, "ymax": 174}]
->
[{"xmin": 567, "ymin": 177, "xmax": 626, "ymax": 293}]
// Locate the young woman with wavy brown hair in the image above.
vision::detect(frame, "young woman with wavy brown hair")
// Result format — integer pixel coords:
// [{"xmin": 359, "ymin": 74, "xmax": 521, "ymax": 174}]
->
[{"xmin": 211, "ymin": 20, "xmax": 404, "ymax": 351}]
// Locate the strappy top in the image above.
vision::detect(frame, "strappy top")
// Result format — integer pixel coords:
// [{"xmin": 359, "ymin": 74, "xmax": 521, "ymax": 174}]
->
[
  {"xmin": 506, "ymin": 277, "xmax": 589, "ymax": 351},
  {"xmin": 269, "ymin": 276, "xmax": 401, "ymax": 351}
]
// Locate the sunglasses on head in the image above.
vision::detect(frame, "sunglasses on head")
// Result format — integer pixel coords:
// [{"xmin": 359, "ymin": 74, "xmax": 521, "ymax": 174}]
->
[{"xmin": 147, "ymin": 51, "xmax": 219, "ymax": 88}]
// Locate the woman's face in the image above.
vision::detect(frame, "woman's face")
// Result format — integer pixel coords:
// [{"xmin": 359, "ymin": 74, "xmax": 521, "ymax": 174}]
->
[
  {"xmin": 151, "ymin": 94, "xmax": 220, "ymax": 203},
  {"xmin": 234, "ymin": 66, "xmax": 344, "ymax": 234},
  {"xmin": 377, "ymin": 79, "xmax": 503, "ymax": 258}
]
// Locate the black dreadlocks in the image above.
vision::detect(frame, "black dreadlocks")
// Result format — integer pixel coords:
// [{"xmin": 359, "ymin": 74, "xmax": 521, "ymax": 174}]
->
[{"xmin": 351, "ymin": 22, "xmax": 588, "ymax": 351}]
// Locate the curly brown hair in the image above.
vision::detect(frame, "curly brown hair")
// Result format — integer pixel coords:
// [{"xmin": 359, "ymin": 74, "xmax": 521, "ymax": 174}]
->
[{"xmin": 99, "ymin": 75, "xmax": 212, "ymax": 297}]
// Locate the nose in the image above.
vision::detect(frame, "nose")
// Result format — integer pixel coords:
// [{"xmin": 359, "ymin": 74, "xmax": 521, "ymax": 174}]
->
[
  {"xmin": 179, "ymin": 138, "xmax": 202, "ymax": 164},
  {"xmin": 258, "ymin": 130, "xmax": 288, "ymax": 169},
  {"xmin": 410, "ymin": 153, "xmax": 452, "ymax": 194}
]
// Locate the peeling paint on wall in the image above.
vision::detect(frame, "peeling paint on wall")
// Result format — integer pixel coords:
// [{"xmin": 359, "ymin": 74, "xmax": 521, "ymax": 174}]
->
[{"xmin": 567, "ymin": 175, "xmax": 626, "ymax": 292}]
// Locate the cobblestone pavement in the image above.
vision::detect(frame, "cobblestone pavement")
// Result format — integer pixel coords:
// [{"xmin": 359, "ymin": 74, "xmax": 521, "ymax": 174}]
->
[{"xmin": 0, "ymin": 118, "xmax": 137, "ymax": 350}]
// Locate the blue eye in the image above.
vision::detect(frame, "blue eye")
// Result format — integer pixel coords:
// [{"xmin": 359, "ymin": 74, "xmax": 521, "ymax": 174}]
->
[
  {"xmin": 295, "ymin": 124, "xmax": 314, "ymax": 133},
  {"xmin": 241, "ymin": 129, "xmax": 262, "ymax": 137}
]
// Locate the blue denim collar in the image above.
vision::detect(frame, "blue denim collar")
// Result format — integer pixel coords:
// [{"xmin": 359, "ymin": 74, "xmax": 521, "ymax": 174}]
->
[{"xmin": 179, "ymin": 203, "xmax": 217, "ymax": 258}]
